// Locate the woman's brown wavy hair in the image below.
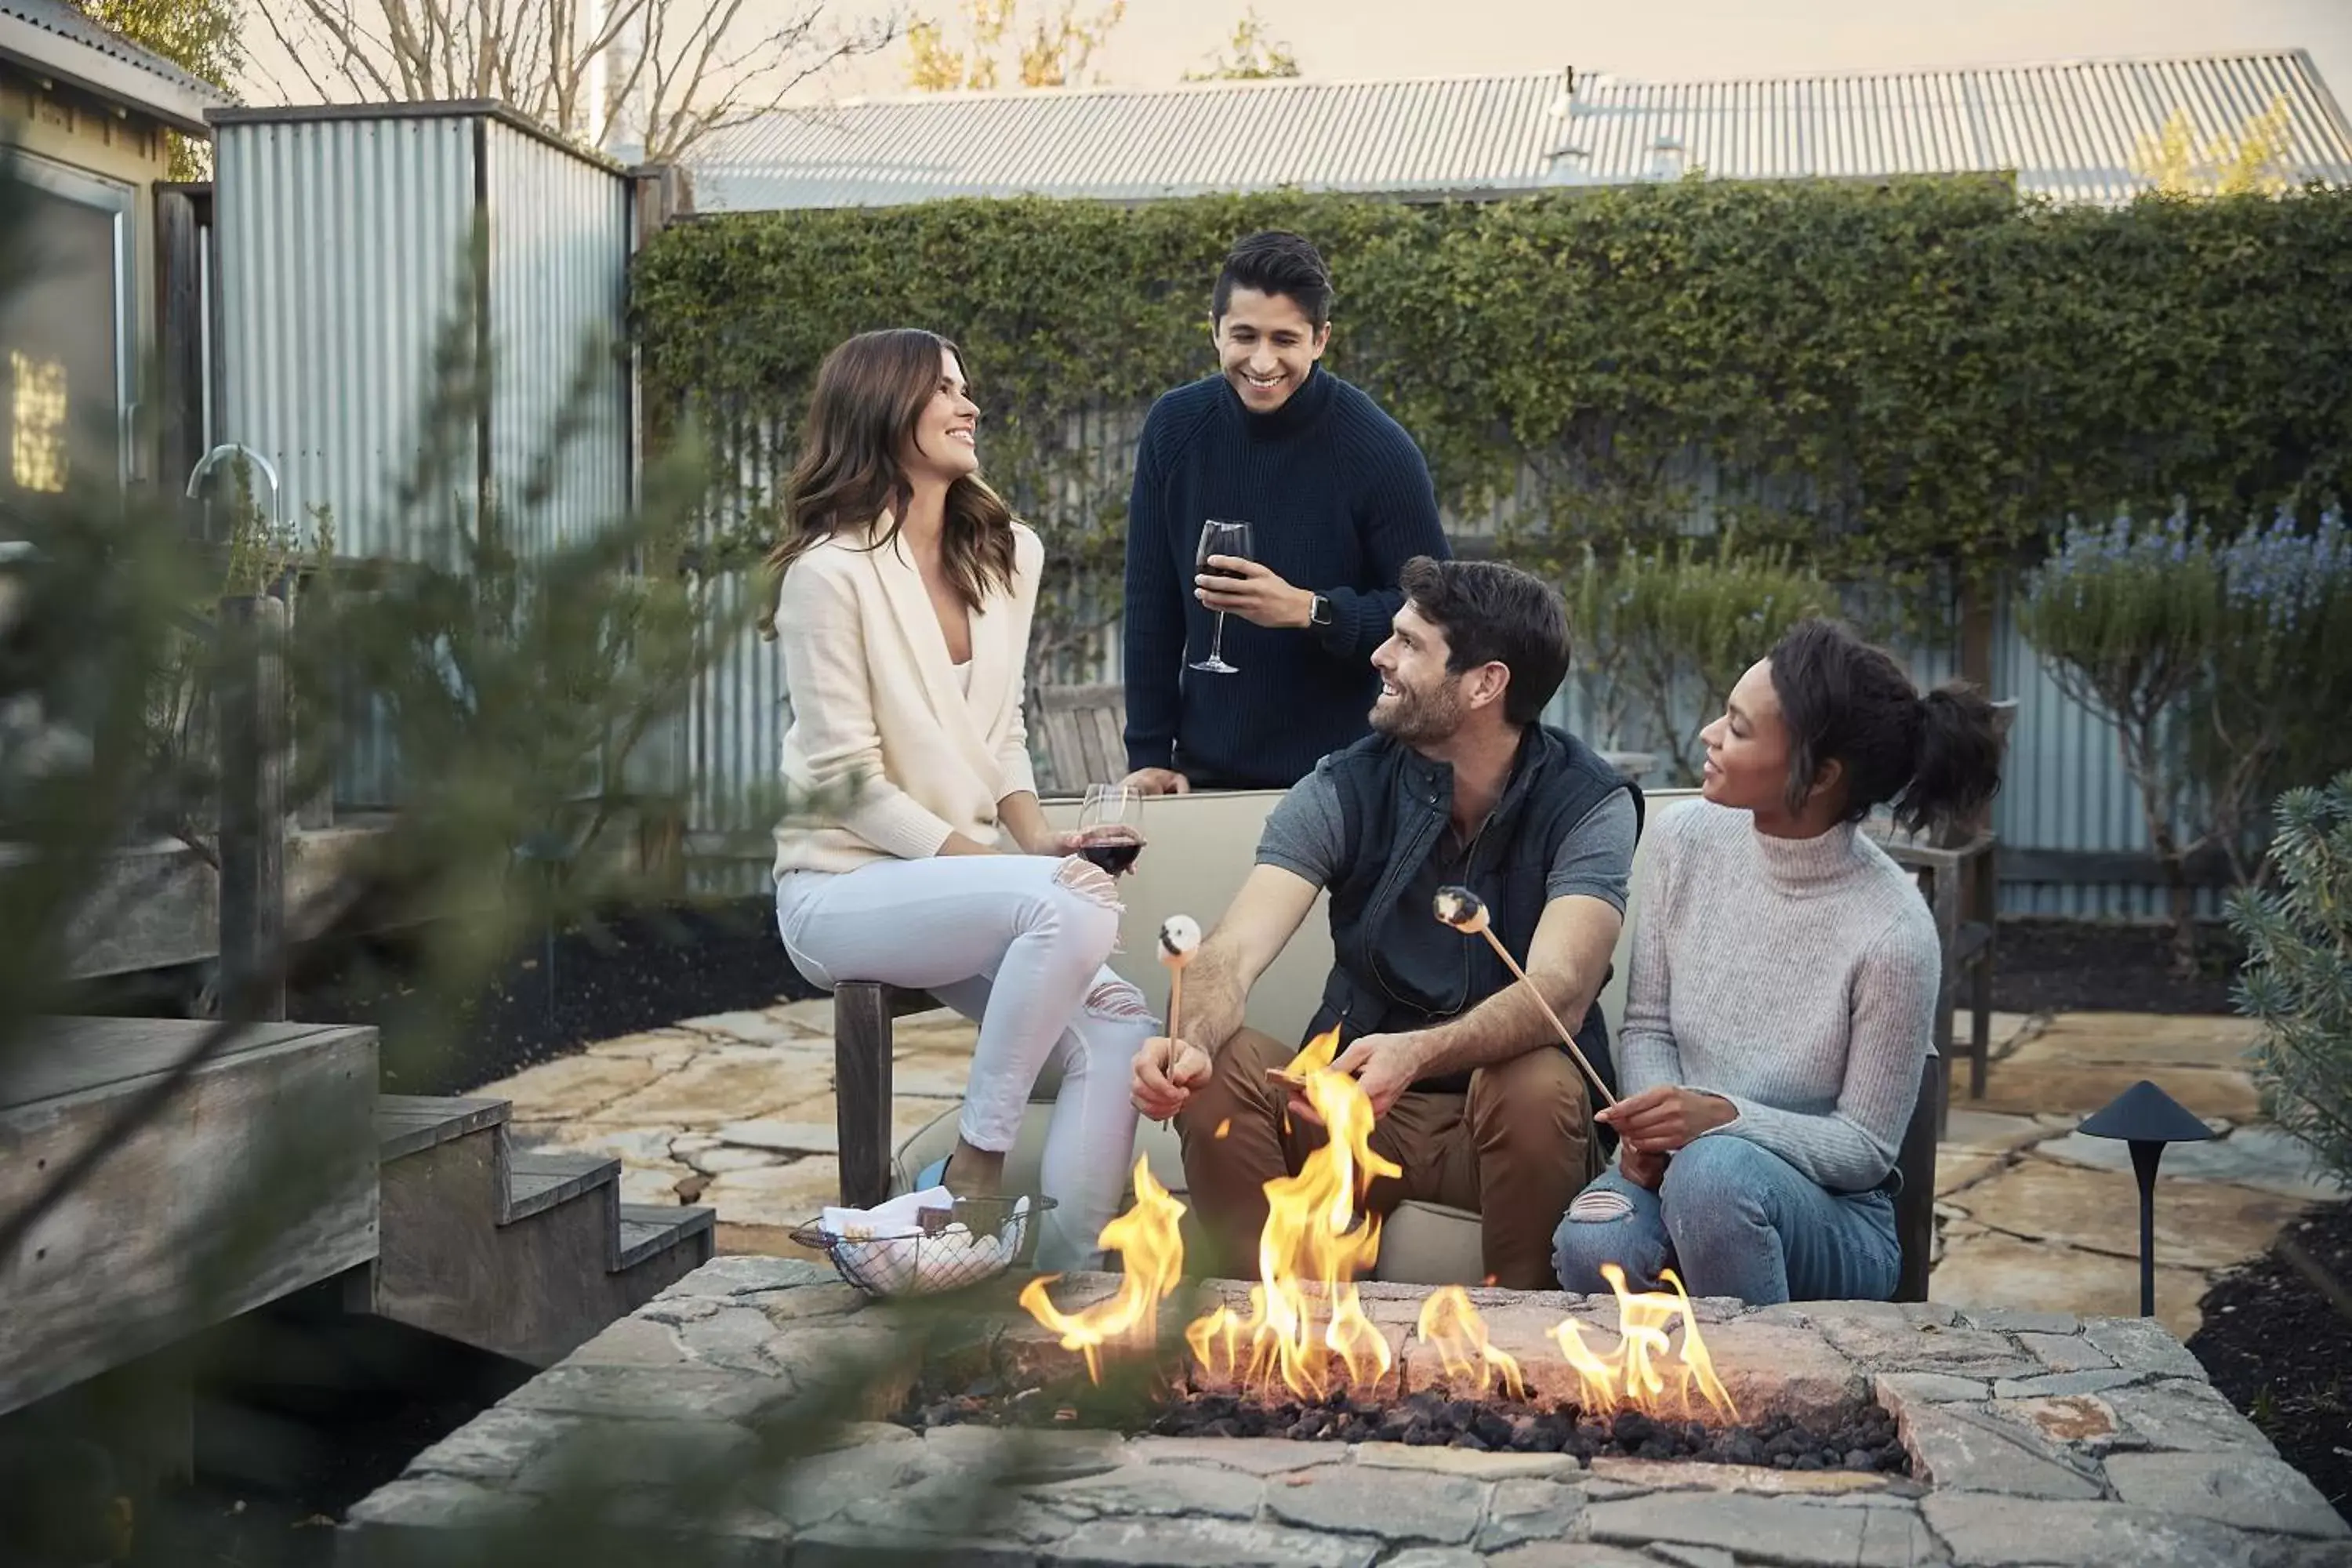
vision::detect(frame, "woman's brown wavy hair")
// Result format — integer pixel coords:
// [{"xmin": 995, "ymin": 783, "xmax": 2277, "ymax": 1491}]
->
[{"xmin": 757, "ymin": 328, "xmax": 1017, "ymax": 640}]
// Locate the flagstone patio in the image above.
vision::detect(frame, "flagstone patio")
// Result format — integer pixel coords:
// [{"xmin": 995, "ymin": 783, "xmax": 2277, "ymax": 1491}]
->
[{"xmin": 480, "ymin": 1004, "xmax": 2345, "ymax": 1340}]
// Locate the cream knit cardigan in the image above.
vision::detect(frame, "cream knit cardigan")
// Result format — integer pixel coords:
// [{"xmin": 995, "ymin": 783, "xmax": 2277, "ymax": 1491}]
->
[{"xmin": 770, "ymin": 516, "xmax": 1044, "ymax": 877}]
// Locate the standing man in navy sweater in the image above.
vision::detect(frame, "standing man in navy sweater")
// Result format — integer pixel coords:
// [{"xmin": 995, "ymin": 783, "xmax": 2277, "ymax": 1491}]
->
[{"xmin": 1120, "ymin": 232, "xmax": 1452, "ymax": 794}]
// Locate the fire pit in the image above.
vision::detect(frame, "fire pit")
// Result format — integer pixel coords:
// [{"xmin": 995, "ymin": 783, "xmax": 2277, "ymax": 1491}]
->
[
  {"xmin": 938, "ymin": 1033, "xmax": 1904, "ymax": 1482},
  {"xmin": 925, "ymin": 1257, "xmax": 1909, "ymax": 1479},
  {"xmin": 340, "ymin": 1258, "xmax": 2352, "ymax": 1568},
  {"xmin": 336, "ymin": 1029, "xmax": 2351, "ymax": 1563}
]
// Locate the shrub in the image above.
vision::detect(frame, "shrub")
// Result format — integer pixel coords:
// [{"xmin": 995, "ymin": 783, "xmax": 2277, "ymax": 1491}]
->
[
  {"xmin": 2229, "ymin": 773, "xmax": 2352, "ymax": 1188},
  {"xmin": 1568, "ymin": 535, "xmax": 1828, "ymax": 782}
]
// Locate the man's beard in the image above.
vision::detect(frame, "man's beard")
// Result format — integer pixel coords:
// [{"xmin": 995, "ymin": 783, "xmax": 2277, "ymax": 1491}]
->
[{"xmin": 1370, "ymin": 680, "xmax": 1464, "ymax": 746}]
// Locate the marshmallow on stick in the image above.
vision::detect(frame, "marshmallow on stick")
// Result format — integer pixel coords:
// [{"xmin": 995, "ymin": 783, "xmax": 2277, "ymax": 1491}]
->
[
  {"xmin": 1159, "ymin": 913, "xmax": 1202, "ymax": 1029},
  {"xmin": 1431, "ymin": 885, "xmax": 1619, "ymax": 1109},
  {"xmin": 1155, "ymin": 915, "xmax": 1203, "ymax": 1126}
]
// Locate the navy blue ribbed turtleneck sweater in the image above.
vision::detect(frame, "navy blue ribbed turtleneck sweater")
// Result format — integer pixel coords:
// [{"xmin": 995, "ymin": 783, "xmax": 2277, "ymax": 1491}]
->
[{"xmin": 1122, "ymin": 367, "xmax": 1450, "ymax": 789}]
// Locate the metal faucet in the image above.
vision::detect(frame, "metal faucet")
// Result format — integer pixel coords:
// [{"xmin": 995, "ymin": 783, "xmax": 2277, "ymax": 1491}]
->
[{"xmin": 186, "ymin": 442, "xmax": 281, "ymax": 524}]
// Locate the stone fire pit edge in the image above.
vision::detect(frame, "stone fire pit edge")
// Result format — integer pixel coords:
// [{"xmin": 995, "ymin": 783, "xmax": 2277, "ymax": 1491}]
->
[{"xmin": 336, "ymin": 1258, "xmax": 2351, "ymax": 1568}]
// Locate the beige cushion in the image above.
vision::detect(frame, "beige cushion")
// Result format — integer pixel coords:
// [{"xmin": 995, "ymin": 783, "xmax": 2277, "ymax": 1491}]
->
[{"xmin": 1373, "ymin": 1201, "xmax": 1487, "ymax": 1286}]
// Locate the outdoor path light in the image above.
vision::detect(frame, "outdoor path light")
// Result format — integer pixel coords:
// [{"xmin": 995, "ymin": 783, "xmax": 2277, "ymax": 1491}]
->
[{"xmin": 2076, "ymin": 1080, "xmax": 2218, "ymax": 1317}]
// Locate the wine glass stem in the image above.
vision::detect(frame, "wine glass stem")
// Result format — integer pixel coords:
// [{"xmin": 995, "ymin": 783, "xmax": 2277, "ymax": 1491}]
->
[{"xmin": 1209, "ymin": 612, "xmax": 1229, "ymax": 666}]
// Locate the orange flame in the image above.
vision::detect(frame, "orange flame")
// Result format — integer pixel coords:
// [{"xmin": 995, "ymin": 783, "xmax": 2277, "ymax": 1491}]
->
[
  {"xmin": 1016, "ymin": 1031, "xmax": 1740, "ymax": 1428},
  {"xmin": 1549, "ymin": 1263, "xmax": 1738, "ymax": 1422},
  {"xmin": 1017, "ymin": 1156, "xmax": 1187, "ymax": 1381},
  {"xmin": 1416, "ymin": 1286, "xmax": 1526, "ymax": 1400},
  {"xmin": 1185, "ymin": 1025, "xmax": 1402, "ymax": 1400}
]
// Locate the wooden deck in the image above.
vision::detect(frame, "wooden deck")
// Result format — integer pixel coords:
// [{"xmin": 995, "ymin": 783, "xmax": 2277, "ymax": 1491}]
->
[
  {"xmin": 0, "ymin": 818, "xmax": 401, "ymax": 982},
  {"xmin": 0, "ymin": 1017, "xmax": 380, "ymax": 1416},
  {"xmin": 1, "ymin": 1015, "xmax": 717, "ymax": 1421}
]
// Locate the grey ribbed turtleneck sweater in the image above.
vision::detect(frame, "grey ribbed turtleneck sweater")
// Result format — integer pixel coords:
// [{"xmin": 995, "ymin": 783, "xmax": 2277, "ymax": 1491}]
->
[{"xmin": 1619, "ymin": 800, "xmax": 1941, "ymax": 1193}]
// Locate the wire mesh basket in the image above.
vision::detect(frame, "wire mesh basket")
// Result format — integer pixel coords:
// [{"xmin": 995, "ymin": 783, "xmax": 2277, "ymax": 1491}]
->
[{"xmin": 791, "ymin": 1194, "xmax": 1052, "ymax": 1299}]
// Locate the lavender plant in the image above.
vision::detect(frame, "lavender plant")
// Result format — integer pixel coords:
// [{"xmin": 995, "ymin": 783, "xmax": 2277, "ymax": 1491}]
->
[
  {"xmin": 2204, "ymin": 511, "xmax": 2352, "ymax": 879},
  {"xmin": 2020, "ymin": 509, "xmax": 2352, "ymax": 971},
  {"xmin": 2019, "ymin": 514, "xmax": 2225, "ymax": 971}
]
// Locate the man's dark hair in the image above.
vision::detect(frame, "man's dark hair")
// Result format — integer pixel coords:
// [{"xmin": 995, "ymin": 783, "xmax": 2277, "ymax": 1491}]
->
[
  {"xmin": 1399, "ymin": 557, "xmax": 1572, "ymax": 726},
  {"xmin": 1213, "ymin": 231, "xmax": 1334, "ymax": 327}
]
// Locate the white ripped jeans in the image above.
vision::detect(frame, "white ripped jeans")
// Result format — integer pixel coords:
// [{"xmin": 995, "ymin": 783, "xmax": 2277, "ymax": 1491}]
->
[{"xmin": 774, "ymin": 854, "xmax": 1151, "ymax": 1270}]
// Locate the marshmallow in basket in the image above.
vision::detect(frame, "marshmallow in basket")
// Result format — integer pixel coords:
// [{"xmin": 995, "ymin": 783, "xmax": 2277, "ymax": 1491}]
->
[{"xmin": 819, "ymin": 1187, "xmax": 1030, "ymax": 1298}]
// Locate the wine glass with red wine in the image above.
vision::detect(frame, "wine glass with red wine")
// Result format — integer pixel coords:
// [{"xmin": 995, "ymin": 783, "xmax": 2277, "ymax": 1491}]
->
[
  {"xmin": 1075, "ymin": 784, "xmax": 1146, "ymax": 876},
  {"xmin": 1189, "ymin": 518, "xmax": 1255, "ymax": 674}
]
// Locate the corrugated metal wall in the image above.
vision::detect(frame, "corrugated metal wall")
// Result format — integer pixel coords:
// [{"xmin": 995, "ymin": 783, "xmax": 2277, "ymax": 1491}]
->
[
  {"xmin": 482, "ymin": 118, "xmax": 633, "ymax": 557},
  {"xmin": 212, "ymin": 107, "xmax": 636, "ymax": 811},
  {"xmin": 213, "ymin": 112, "xmax": 479, "ymax": 564},
  {"xmin": 687, "ymin": 398, "xmax": 2205, "ymax": 918}
]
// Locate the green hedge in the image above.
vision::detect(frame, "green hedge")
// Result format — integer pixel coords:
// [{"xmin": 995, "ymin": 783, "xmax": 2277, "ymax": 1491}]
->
[{"xmin": 633, "ymin": 178, "xmax": 2352, "ymax": 599}]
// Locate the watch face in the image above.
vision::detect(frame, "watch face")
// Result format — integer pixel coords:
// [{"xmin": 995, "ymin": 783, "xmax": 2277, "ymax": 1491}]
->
[{"xmin": 1312, "ymin": 595, "xmax": 1332, "ymax": 626}]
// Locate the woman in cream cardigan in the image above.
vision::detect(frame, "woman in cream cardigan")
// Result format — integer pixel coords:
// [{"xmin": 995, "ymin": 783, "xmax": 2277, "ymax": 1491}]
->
[{"xmin": 764, "ymin": 328, "xmax": 1149, "ymax": 1269}]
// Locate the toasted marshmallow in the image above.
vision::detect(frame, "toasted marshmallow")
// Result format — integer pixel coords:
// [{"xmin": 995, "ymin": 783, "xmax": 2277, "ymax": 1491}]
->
[
  {"xmin": 1432, "ymin": 885, "xmax": 1490, "ymax": 933},
  {"xmin": 1157, "ymin": 913, "xmax": 1203, "ymax": 964}
]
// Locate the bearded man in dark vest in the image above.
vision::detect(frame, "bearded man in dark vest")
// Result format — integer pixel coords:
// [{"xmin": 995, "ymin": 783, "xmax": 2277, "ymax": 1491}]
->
[{"xmin": 1131, "ymin": 557, "xmax": 1642, "ymax": 1289}]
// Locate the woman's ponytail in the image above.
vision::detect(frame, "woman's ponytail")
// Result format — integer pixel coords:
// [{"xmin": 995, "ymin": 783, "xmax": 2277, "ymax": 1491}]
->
[{"xmin": 1893, "ymin": 684, "xmax": 2005, "ymax": 837}]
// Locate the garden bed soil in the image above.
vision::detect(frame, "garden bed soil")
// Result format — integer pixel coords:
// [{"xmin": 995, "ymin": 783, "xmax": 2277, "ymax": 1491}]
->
[
  {"xmin": 2189, "ymin": 1198, "xmax": 2352, "ymax": 1527},
  {"xmin": 1991, "ymin": 916, "xmax": 2244, "ymax": 1016},
  {"xmin": 285, "ymin": 896, "xmax": 818, "ymax": 1096}
]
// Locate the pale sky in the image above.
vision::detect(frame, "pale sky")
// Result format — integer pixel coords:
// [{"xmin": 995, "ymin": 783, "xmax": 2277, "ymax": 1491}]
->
[
  {"xmin": 811, "ymin": 0, "xmax": 2352, "ymax": 111},
  {"xmin": 230, "ymin": 0, "xmax": 2352, "ymax": 139}
]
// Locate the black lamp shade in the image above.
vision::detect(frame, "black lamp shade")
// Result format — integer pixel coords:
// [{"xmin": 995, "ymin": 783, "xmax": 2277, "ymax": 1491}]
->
[{"xmin": 2077, "ymin": 1080, "xmax": 2216, "ymax": 1145}]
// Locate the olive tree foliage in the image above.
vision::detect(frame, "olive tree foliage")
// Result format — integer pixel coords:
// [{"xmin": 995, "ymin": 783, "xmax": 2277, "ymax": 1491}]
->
[{"xmin": 0, "ymin": 150, "xmax": 1024, "ymax": 1563}]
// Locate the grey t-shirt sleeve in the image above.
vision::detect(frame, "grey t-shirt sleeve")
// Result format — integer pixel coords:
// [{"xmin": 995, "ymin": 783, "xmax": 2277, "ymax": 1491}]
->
[
  {"xmin": 1548, "ymin": 788, "xmax": 1638, "ymax": 912},
  {"xmin": 1255, "ymin": 765, "xmax": 1345, "ymax": 889}
]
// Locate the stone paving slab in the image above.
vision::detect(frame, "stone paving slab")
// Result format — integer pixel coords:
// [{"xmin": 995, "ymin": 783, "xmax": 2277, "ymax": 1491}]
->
[
  {"xmin": 1933, "ymin": 1227, "xmax": 2215, "ymax": 1340},
  {"xmin": 2004, "ymin": 1012, "xmax": 2264, "ymax": 1073},
  {"xmin": 471, "ymin": 1002, "xmax": 2315, "ymax": 1350},
  {"xmin": 338, "ymin": 1257, "xmax": 2346, "ymax": 1567},
  {"xmin": 1961, "ymin": 1058, "xmax": 2263, "ymax": 1123},
  {"xmin": 2032, "ymin": 1126, "xmax": 2346, "ymax": 1203},
  {"xmin": 1952, "ymin": 1158, "xmax": 2315, "ymax": 1272}
]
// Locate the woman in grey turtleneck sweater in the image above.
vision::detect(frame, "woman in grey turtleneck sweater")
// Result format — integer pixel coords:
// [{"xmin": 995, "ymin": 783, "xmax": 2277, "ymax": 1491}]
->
[{"xmin": 1552, "ymin": 619, "xmax": 2005, "ymax": 1305}]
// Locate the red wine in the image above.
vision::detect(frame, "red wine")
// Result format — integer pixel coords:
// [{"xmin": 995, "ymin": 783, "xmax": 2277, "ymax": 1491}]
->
[{"xmin": 1077, "ymin": 829, "xmax": 1144, "ymax": 875}]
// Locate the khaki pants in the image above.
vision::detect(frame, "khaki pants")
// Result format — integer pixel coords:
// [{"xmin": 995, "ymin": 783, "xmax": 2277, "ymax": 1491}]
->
[{"xmin": 1174, "ymin": 1026, "xmax": 1597, "ymax": 1290}]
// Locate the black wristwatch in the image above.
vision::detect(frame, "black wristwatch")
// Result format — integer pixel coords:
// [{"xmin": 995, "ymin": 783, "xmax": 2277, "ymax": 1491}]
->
[{"xmin": 1307, "ymin": 593, "xmax": 1334, "ymax": 630}]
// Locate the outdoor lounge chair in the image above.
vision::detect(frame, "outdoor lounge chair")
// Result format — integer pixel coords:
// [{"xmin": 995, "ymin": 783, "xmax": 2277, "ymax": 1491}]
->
[{"xmin": 833, "ymin": 789, "xmax": 1941, "ymax": 1299}]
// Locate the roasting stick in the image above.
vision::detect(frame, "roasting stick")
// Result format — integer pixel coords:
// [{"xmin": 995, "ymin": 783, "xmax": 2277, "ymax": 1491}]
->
[
  {"xmin": 1156, "ymin": 916, "xmax": 1202, "ymax": 1127},
  {"xmin": 1432, "ymin": 886, "xmax": 1619, "ymax": 1110}
]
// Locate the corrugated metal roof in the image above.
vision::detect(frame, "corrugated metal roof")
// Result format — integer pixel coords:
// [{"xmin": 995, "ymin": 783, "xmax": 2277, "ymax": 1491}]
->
[
  {"xmin": 1557, "ymin": 49, "xmax": 2352, "ymax": 203},
  {"xmin": 0, "ymin": 0, "xmax": 225, "ymax": 100},
  {"xmin": 691, "ymin": 71, "xmax": 1573, "ymax": 209},
  {"xmin": 692, "ymin": 48, "xmax": 2352, "ymax": 211}
]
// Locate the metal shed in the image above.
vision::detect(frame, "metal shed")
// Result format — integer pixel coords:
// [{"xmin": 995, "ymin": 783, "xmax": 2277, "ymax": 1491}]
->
[{"xmin": 208, "ymin": 102, "xmax": 637, "ymax": 566}]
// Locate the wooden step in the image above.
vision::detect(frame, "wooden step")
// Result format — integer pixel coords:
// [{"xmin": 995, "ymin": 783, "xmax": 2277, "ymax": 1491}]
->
[
  {"xmin": 3, "ymin": 1018, "xmax": 379, "ymax": 1418},
  {"xmin": 616, "ymin": 1204, "xmax": 717, "ymax": 1272},
  {"xmin": 376, "ymin": 1094, "xmax": 507, "ymax": 1162},
  {"xmin": 505, "ymin": 1150, "xmax": 620, "ymax": 1224}
]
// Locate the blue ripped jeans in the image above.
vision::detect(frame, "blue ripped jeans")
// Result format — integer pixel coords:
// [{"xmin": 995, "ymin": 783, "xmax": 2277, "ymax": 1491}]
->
[{"xmin": 1550, "ymin": 1134, "xmax": 1899, "ymax": 1305}]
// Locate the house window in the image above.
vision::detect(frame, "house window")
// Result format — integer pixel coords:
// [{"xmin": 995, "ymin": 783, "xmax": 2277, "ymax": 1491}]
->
[
  {"xmin": 9, "ymin": 351, "xmax": 68, "ymax": 492},
  {"xmin": 0, "ymin": 157, "xmax": 132, "ymax": 514}
]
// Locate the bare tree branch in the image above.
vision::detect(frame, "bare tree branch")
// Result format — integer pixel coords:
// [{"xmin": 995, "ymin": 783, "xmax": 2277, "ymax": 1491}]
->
[{"xmin": 242, "ymin": 0, "xmax": 898, "ymax": 161}]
